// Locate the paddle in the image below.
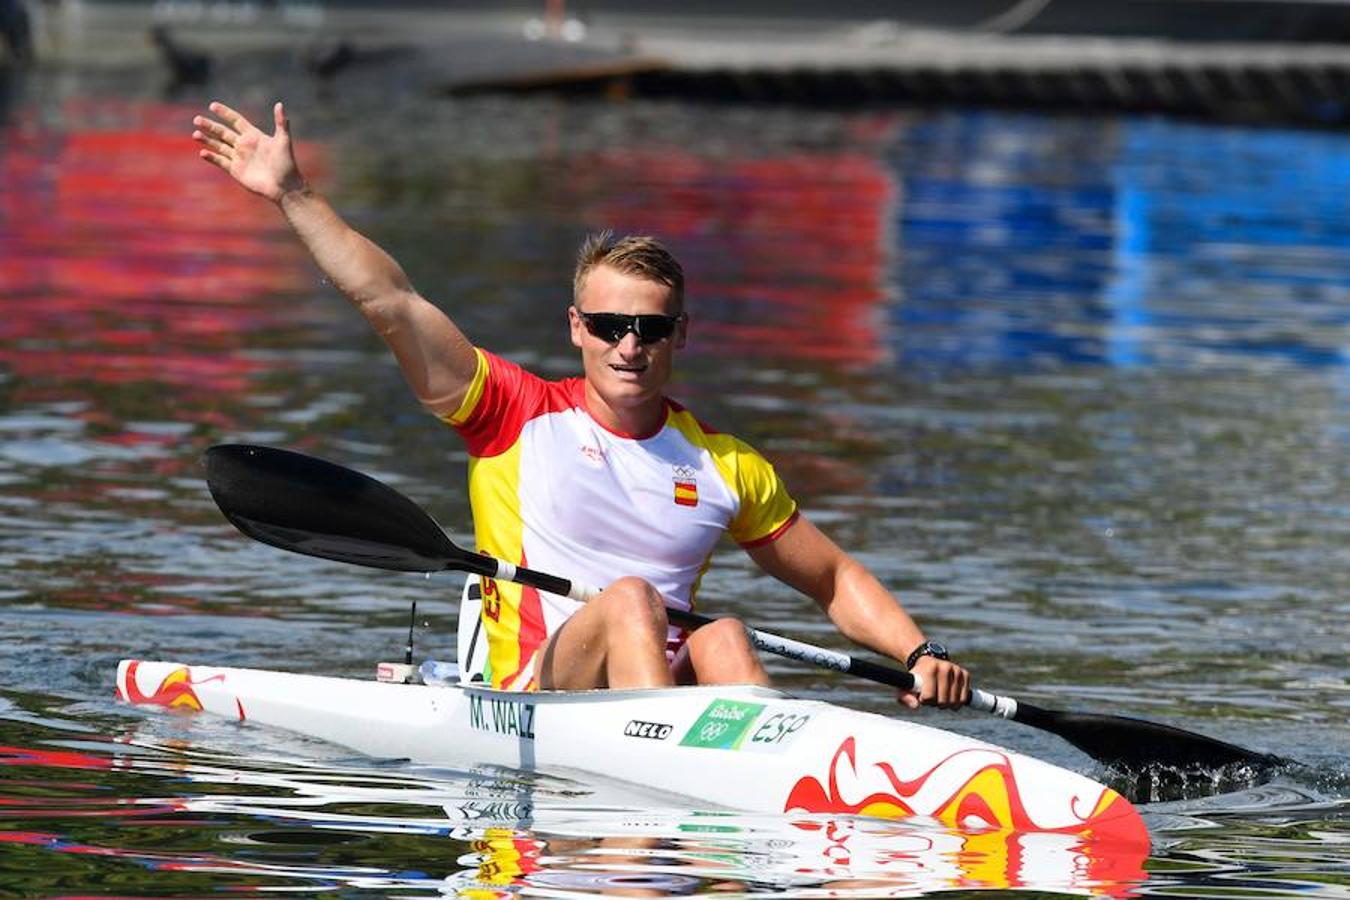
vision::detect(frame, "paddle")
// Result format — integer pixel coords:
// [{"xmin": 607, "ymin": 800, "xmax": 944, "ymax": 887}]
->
[{"xmin": 203, "ymin": 442, "xmax": 1286, "ymax": 774}]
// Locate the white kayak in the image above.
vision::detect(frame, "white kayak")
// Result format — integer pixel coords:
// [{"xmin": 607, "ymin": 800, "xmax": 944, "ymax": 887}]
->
[{"xmin": 115, "ymin": 658, "xmax": 1149, "ymax": 856}]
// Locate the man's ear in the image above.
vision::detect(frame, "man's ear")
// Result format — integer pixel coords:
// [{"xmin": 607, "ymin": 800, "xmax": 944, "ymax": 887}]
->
[
  {"xmin": 674, "ymin": 313, "xmax": 688, "ymax": 350},
  {"xmin": 568, "ymin": 306, "xmax": 584, "ymax": 349}
]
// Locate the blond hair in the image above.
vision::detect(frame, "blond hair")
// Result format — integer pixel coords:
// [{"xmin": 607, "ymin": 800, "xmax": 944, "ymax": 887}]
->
[{"xmin": 573, "ymin": 231, "xmax": 685, "ymax": 312}]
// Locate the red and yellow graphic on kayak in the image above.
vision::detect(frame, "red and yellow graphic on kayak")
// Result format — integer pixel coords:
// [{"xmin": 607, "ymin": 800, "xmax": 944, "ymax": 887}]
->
[
  {"xmin": 117, "ymin": 661, "xmax": 236, "ymax": 717},
  {"xmin": 785, "ymin": 736, "xmax": 1149, "ymax": 849}
]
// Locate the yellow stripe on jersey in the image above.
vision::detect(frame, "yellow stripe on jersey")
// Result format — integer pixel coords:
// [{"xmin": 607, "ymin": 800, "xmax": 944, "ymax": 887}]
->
[
  {"xmin": 444, "ymin": 347, "xmax": 489, "ymax": 427},
  {"xmin": 666, "ymin": 408, "xmax": 798, "ymax": 546},
  {"xmin": 468, "ymin": 446, "xmax": 527, "ymax": 687}
]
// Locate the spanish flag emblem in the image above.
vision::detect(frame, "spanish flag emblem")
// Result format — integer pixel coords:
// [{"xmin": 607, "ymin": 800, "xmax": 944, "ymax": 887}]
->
[{"xmin": 674, "ymin": 479, "xmax": 699, "ymax": 507}]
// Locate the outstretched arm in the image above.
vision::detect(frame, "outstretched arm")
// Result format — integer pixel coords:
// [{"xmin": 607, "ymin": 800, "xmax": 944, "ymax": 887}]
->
[
  {"xmin": 192, "ymin": 100, "xmax": 477, "ymax": 416},
  {"xmin": 746, "ymin": 516, "xmax": 970, "ymax": 709}
]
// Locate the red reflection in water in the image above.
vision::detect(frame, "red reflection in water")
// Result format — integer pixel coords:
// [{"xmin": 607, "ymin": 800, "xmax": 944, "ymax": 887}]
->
[
  {"xmin": 0, "ymin": 745, "xmax": 188, "ymax": 819},
  {"xmin": 0, "ymin": 829, "xmax": 259, "ymax": 874},
  {"xmin": 0, "ymin": 745, "xmax": 112, "ymax": 771},
  {"xmin": 0, "ymin": 99, "xmax": 320, "ymax": 395},
  {"xmin": 572, "ymin": 125, "xmax": 897, "ymax": 367}
]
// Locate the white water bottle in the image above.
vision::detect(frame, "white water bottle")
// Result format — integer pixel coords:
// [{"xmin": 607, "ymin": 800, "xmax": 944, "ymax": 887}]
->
[{"xmin": 419, "ymin": 659, "xmax": 460, "ymax": 686}]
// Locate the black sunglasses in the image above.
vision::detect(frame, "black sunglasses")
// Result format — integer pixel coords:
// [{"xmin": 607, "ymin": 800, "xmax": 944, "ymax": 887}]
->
[{"xmin": 578, "ymin": 311, "xmax": 683, "ymax": 345}]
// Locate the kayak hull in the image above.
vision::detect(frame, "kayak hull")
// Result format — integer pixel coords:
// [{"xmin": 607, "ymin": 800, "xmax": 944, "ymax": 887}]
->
[{"xmin": 115, "ymin": 659, "xmax": 1148, "ymax": 853}]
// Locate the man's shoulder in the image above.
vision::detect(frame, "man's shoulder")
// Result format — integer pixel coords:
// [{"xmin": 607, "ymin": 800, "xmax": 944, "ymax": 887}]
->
[
  {"xmin": 665, "ymin": 395, "xmax": 726, "ymax": 438},
  {"xmin": 453, "ymin": 350, "xmax": 585, "ymax": 455},
  {"xmin": 663, "ymin": 398, "xmax": 762, "ymax": 457},
  {"xmin": 480, "ymin": 349, "xmax": 584, "ymax": 405}
]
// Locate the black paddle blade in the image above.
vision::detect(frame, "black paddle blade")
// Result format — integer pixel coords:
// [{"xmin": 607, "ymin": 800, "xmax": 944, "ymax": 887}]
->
[
  {"xmin": 1031, "ymin": 705, "xmax": 1291, "ymax": 803},
  {"xmin": 1016, "ymin": 701, "xmax": 1288, "ymax": 771},
  {"xmin": 204, "ymin": 444, "xmax": 469, "ymax": 573}
]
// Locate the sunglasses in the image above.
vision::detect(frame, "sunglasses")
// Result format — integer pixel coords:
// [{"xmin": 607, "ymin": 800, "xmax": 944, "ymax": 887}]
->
[{"xmin": 578, "ymin": 311, "xmax": 683, "ymax": 345}]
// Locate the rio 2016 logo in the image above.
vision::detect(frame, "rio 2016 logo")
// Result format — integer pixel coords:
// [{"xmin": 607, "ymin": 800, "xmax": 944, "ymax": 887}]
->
[
  {"xmin": 679, "ymin": 700, "xmax": 812, "ymax": 751},
  {"xmin": 679, "ymin": 699, "xmax": 764, "ymax": 750}
]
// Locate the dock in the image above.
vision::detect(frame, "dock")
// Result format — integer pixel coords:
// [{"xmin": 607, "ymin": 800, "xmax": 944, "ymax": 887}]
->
[
  {"xmin": 448, "ymin": 23, "xmax": 1350, "ymax": 125},
  {"xmin": 6, "ymin": 1, "xmax": 1349, "ymax": 125}
]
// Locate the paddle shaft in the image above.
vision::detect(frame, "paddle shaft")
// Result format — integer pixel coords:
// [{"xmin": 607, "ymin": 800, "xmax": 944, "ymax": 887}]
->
[
  {"xmin": 451, "ymin": 548, "xmax": 1285, "ymax": 771},
  {"xmin": 459, "ymin": 546, "xmax": 1020, "ymax": 716}
]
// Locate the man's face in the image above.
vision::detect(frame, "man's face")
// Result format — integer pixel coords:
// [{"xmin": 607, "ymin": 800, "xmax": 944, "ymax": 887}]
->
[{"xmin": 569, "ymin": 264, "xmax": 686, "ymax": 417}]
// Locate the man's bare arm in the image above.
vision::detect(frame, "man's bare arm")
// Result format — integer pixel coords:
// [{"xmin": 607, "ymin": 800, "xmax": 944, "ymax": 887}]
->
[
  {"xmin": 193, "ymin": 100, "xmax": 476, "ymax": 416},
  {"xmin": 746, "ymin": 516, "xmax": 970, "ymax": 709}
]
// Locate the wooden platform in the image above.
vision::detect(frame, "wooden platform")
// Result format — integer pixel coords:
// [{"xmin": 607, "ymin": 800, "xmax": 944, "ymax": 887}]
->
[
  {"xmin": 445, "ymin": 22, "xmax": 1350, "ymax": 125},
  {"xmin": 14, "ymin": 3, "xmax": 1350, "ymax": 126}
]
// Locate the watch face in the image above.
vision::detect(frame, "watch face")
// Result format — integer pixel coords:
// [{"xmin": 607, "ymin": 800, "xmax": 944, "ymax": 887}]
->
[{"xmin": 907, "ymin": 640, "xmax": 950, "ymax": 669}]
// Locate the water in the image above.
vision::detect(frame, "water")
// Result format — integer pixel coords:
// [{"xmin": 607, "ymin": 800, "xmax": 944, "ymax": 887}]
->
[{"xmin": 1, "ymin": 42, "xmax": 1348, "ymax": 898}]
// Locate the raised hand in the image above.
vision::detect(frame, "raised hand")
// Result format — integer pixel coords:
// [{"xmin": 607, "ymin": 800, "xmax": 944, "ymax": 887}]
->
[{"xmin": 193, "ymin": 101, "xmax": 303, "ymax": 202}]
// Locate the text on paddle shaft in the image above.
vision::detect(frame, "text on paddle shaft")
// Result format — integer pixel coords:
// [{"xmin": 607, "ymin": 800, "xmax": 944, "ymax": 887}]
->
[{"xmin": 468, "ymin": 695, "xmax": 536, "ymax": 739}]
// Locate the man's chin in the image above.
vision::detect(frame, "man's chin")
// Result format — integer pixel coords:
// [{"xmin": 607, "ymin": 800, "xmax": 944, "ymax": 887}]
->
[
  {"xmin": 596, "ymin": 375, "xmax": 659, "ymax": 405},
  {"xmin": 604, "ymin": 383, "xmax": 652, "ymax": 403},
  {"xmin": 600, "ymin": 367, "xmax": 653, "ymax": 391}
]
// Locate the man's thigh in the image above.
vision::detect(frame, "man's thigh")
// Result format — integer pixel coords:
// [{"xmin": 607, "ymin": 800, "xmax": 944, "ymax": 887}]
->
[{"xmin": 537, "ymin": 600, "xmax": 611, "ymax": 690}]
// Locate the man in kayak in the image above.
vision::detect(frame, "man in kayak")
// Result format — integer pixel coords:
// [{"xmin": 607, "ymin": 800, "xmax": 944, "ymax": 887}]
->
[{"xmin": 191, "ymin": 100, "xmax": 971, "ymax": 709}]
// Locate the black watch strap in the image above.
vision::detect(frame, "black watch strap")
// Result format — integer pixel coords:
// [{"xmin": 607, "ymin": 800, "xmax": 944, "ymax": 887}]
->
[{"xmin": 906, "ymin": 640, "xmax": 949, "ymax": 670}]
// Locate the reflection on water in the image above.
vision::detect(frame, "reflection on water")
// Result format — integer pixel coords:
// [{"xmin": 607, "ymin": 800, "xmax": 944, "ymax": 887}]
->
[
  {"xmin": 891, "ymin": 114, "xmax": 1350, "ymax": 373},
  {"xmin": 0, "ymin": 100, "xmax": 313, "ymax": 392},
  {"xmin": 571, "ymin": 137, "xmax": 897, "ymax": 367},
  {"xmin": 1, "ymin": 706, "xmax": 1343, "ymax": 898},
  {"xmin": 0, "ymin": 61, "xmax": 1346, "ymax": 898}
]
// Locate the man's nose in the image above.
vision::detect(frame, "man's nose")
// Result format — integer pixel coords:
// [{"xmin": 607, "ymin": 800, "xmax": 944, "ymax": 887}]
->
[{"xmin": 616, "ymin": 331, "xmax": 643, "ymax": 354}]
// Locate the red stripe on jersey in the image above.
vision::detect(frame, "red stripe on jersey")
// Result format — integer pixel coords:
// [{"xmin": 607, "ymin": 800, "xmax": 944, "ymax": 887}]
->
[
  {"xmin": 455, "ymin": 351, "xmax": 581, "ymax": 458},
  {"xmin": 502, "ymin": 550, "xmax": 549, "ymax": 689},
  {"xmin": 739, "ymin": 509, "xmax": 800, "ymax": 548}
]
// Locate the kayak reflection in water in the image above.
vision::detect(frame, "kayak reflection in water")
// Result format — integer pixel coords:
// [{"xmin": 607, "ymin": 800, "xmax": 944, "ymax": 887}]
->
[{"xmin": 190, "ymin": 99, "xmax": 971, "ymax": 707}]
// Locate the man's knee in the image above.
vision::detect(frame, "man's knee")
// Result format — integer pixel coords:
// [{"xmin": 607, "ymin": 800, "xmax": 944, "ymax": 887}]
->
[
  {"xmin": 686, "ymin": 617, "xmax": 767, "ymax": 685},
  {"xmin": 596, "ymin": 577, "xmax": 668, "ymax": 634},
  {"xmin": 693, "ymin": 616, "xmax": 752, "ymax": 653}
]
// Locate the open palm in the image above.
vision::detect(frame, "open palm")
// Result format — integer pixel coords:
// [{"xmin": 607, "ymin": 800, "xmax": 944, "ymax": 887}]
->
[{"xmin": 192, "ymin": 101, "xmax": 302, "ymax": 202}]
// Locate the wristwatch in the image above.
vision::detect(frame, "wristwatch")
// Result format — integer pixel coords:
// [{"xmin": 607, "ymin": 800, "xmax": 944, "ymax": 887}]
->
[{"xmin": 906, "ymin": 640, "xmax": 949, "ymax": 670}]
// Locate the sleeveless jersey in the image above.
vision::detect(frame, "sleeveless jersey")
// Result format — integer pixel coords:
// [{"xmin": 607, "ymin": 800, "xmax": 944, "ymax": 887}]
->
[{"xmin": 444, "ymin": 348, "xmax": 799, "ymax": 689}]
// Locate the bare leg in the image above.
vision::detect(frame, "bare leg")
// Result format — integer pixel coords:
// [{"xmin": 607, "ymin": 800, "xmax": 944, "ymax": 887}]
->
[
  {"xmin": 538, "ymin": 577, "xmax": 673, "ymax": 690},
  {"xmin": 675, "ymin": 617, "xmax": 770, "ymax": 686}
]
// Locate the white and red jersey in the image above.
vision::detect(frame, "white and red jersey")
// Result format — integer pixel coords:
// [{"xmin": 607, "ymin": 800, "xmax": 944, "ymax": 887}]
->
[{"xmin": 444, "ymin": 348, "xmax": 799, "ymax": 689}]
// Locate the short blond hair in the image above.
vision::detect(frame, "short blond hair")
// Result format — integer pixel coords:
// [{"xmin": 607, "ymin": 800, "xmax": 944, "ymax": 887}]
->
[{"xmin": 573, "ymin": 231, "xmax": 685, "ymax": 312}]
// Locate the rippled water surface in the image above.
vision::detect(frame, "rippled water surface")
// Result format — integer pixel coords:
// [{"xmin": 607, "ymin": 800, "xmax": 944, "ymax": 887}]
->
[{"xmin": 1, "ymin": 41, "xmax": 1347, "ymax": 898}]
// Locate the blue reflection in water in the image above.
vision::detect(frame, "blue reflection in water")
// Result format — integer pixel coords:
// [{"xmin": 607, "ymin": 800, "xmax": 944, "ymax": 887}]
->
[{"xmin": 889, "ymin": 112, "xmax": 1350, "ymax": 373}]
